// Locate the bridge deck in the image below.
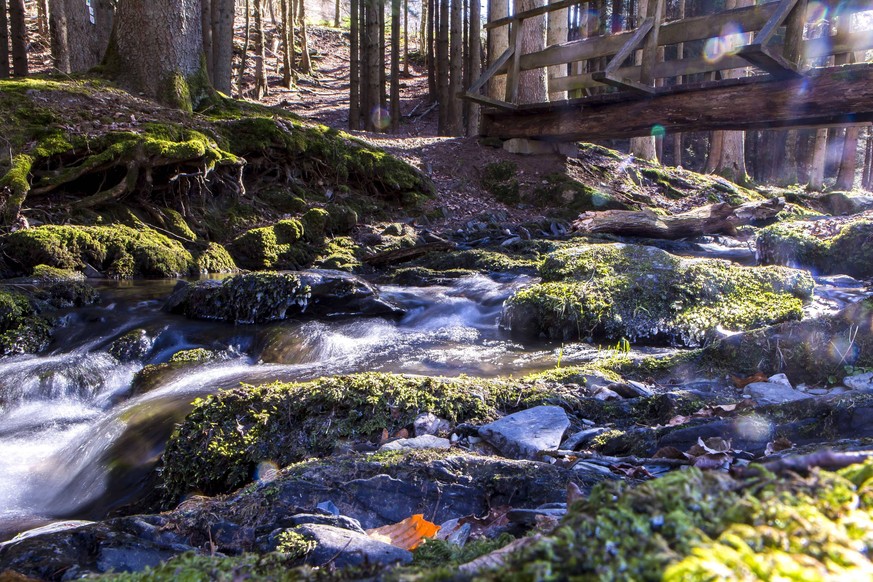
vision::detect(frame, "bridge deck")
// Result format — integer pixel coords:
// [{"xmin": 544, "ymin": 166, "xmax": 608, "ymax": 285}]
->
[{"xmin": 481, "ymin": 64, "xmax": 873, "ymax": 142}]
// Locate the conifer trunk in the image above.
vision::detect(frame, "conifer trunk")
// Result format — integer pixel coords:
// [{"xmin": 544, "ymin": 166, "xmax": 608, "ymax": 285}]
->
[
  {"xmin": 9, "ymin": 0, "xmax": 28, "ymax": 76},
  {"xmin": 350, "ymin": 0, "xmax": 361, "ymax": 128},
  {"xmin": 391, "ymin": 0, "xmax": 401, "ymax": 132},
  {"xmin": 448, "ymin": 0, "xmax": 463, "ymax": 135},
  {"xmin": 0, "ymin": 0, "xmax": 10, "ymax": 79},
  {"xmin": 254, "ymin": 0, "xmax": 268, "ymax": 99}
]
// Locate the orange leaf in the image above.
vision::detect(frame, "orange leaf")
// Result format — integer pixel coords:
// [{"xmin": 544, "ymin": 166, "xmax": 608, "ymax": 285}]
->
[
  {"xmin": 366, "ymin": 514, "xmax": 441, "ymax": 550},
  {"xmin": 731, "ymin": 372, "xmax": 768, "ymax": 389}
]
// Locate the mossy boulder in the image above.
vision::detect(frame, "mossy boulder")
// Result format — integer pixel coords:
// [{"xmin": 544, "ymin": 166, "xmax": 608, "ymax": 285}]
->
[
  {"xmin": 159, "ymin": 372, "xmax": 578, "ymax": 499},
  {"xmin": 486, "ymin": 462, "xmax": 873, "ymax": 581},
  {"xmin": 226, "ymin": 220, "xmax": 313, "ymax": 270},
  {"xmin": 1, "ymin": 224, "xmax": 194, "ymax": 278},
  {"xmin": 416, "ymin": 248, "xmax": 539, "ymax": 275},
  {"xmin": 503, "ymin": 243, "xmax": 814, "ymax": 346},
  {"xmin": 165, "ymin": 270, "xmax": 402, "ymax": 324},
  {"xmin": 757, "ymin": 216, "xmax": 873, "ymax": 278},
  {"xmin": 0, "ymin": 288, "xmax": 52, "ymax": 356},
  {"xmin": 194, "ymin": 243, "xmax": 237, "ymax": 274}
]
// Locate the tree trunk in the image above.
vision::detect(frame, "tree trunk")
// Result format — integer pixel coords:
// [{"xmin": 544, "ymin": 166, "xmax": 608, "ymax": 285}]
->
[
  {"xmin": 298, "ymin": 0, "xmax": 312, "ymax": 74},
  {"xmin": 350, "ymin": 0, "xmax": 361, "ymax": 129},
  {"xmin": 629, "ymin": 0, "xmax": 660, "ymax": 161},
  {"xmin": 391, "ymin": 0, "xmax": 401, "ymax": 132},
  {"xmin": 36, "ymin": 0, "xmax": 49, "ymax": 38},
  {"xmin": 336, "ymin": 0, "xmax": 342, "ymax": 27},
  {"xmin": 403, "ymin": 0, "xmax": 408, "ymax": 75},
  {"xmin": 487, "ymin": 0, "xmax": 508, "ymax": 100},
  {"xmin": 515, "ymin": 0, "xmax": 546, "ymax": 104},
  {"xmin": 427, "ymin": 0, "xmax": 436, "ymax": 101},
  {"xmin": 253, "ymin": 0, "xmax": 268, "ymax": 99},
  {"xmin": 365, "ymin": 0, "xmax": 381, "ymax": 131},
  {"xmin": 437, "ymin": 0, "xmax": 449, "ymax": 133},
  {"xmin": 280, "ymin": 0, "xmax": 293, "ymax": 88},
  {"xmin": 448, "ymin": 0, "xmax": 463, "ymax": 135},
  {"xmin": 467, "ymin": 0, "xmax": 481, "ymax": 135},
  {"xmin": 108, "ymin": 0, "xmax": 209, "ymax": 111},
  {"xmin": 835, "ymin": 125, "xmax": 860, "ymax": 191},
  {"xmin": 202, "ymin": 0, "xmax": 214, "ymax": 83},
  {"xmin": 9, "ymin": 0, "xmax": 28, "ymax": 76},
  {"xmin": 48, "ymin": 0, "xmax": 114, "ymax": 73},
  {"xmin": 0, "ymin": 0, "xmax": 10, "ymax": 78},
  {"xmin": 863, "ymin": 128, "xmax": 872, "ymax": 191},
  {"xmin": 808, "ymin": 128, "xmax": 828, "ymax": 190},
  {"xmin": 546, "ymin": 0, "xmax": 568, "ymax": 101},
  {"xmin": 212, "ymin": 0, "xmax": 235, "ymax": 95},
  {"xmin": 239, "ymin": 0, "xmax": 251, "ymax": 94}
]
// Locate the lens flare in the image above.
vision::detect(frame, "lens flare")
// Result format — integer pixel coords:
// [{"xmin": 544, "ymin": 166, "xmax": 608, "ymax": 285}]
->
[
  {"xmin": 734, "ymin": 414, "xmax": 772, "ymax": 443},
  {"xmin": 370, "ymin": 107, "xmax": 391, "ymax": 131},
  {"xmin": 806, "ymin": 1, "xmax": 829, "ymax": 27},
  {"xmin": 703, "ymin": 23, "xmax": 745, "ymax": 64},
  {"xmin": 256, "ymin": 460, "xmax": 280, "ymax": 483},
  {"xmin": 651, "ymin": 124, "xmax": 665, "ymax": 138}
]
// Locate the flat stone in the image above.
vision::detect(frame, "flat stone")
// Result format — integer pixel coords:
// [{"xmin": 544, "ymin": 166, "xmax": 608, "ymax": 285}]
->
[
  {"xmin": 561, "ymin": 427, "xmax": 608, "ymax": 451},
  {"xmin": 294, "ymin": 524, "xmax": 412, "ymax": 568},
  {"xmin": 478, "ymin": 405, "xmax": 570, "ymax": 460},
  {"xmin": 503, "ymin": 138, "xmax": 577, "ymax": 157},
  {"xmin": 844, "ymin": 372, "xmax": 873, "ymax": 392},
  {"xmin": 414, "ymin": 413, "xmax": 451, "ymax": 437},
  {"xmin": 379, "ymin": 435, "xmax": 452, "ymax": 452},
  {"xmin": 744, "ymin": 381, "xmax": 813, "ymax": 405},
  {"xmin": 767, "ymin": 373, "xmax": 793, "ymax": 389}
]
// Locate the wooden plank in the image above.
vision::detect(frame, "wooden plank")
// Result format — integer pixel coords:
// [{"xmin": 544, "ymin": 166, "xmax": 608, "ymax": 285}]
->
[
  {"xmin": 737, "ymin": 43, "xmax": 802, "ymax": 79},
  {"xmin": 592, "ymin": 71, "xmax": 658, "ymax": 94},
  {"xmin": 462, "ymin": 92, "xmax": 518, "ymax": 110},
  {"xmin": 754, "ymin": 0, "xmax": 799, "ymax": 47},
  {"xmin": 481, "ymin": 64, "xmax": 873, "ymax": 141},
  {"xmin": 546, "ymin": 32, "xmax": 873, "ymax": 93},
  {"xmin": 468, "ymin": 45, "xmax": 514, "ymax": 95},
  {"xmin": 505, "ymin": 21, "xmax": 522, "ymax": 103},
  {"xmin": 485, "ymin": 0, "xmax": 579, "ymax": 30},
  {"xmin": 603, "ymin": 18, "xmax": 653, "ymax": 74}
]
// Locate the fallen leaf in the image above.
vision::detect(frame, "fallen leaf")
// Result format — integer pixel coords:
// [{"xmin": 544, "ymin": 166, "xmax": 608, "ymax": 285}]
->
[
  {"xmin": 366, "ymin": 514, "xmax": 441, "ymax": 550},
  {"xmin": 764, "ymin": 436, "xmax": 794, "ymax": 456},
  {"xmin": 394, "ymin": 428, "xmax": 409, "ymax": 439},
  {"xmin": 693, "ymin": 452, "xmax": 733, "ymax": 470},
  {"xmin": 731, "ymin": 372, "xmax": 768, "ymax": 389},
  {"xmin": 698, "ymin": 436, "xmax": 732, "ymax": 454},
  {"xmin": 653, "ymin": 446, "xmax": 687, "ymax": 460},
  {"xmin": 609, "ymin": 463, "xmax": 655, "ymax": 479},
  {"xmin": 666, "ymin": 415, "xmax": 691, "ymax": 426},
  {"xmin": 379, "ymin": 428, "xmax": 389, "ymax": 444}
]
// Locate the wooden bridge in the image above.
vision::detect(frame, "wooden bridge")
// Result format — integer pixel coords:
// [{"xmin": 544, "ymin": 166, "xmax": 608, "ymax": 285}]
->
[{"xmin": 465, "ymin": 0, "xmax": 873, "ymax": 141}]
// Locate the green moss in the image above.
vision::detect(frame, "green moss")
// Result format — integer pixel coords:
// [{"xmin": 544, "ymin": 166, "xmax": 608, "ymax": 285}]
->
[
  {"xmin": 169, "ymin": 348, "xmax": 216, "ymax": 363},
  {"xmin": 314, "ymin": 236, "xmax": 362, "ymax": 271},
  {"xmin": 194, "ymin": 243, "xmax": 237, "ymax": 274},
  {"xmin": 485, "ymin": 462, "xmax": 873, "ymax": 581},
  {"xmin": 160, "ymin": 372, "xmax": 570, "ymax": 499},
  {"xmin": 0, "ymin": 288, "xmax": 52, "ymax": 355},
  {"xmin": 0, "ymin": 154, "xmax": 34, "ymax": 223},
  {"xmin": 226, "ymin": 223, "xmax": 314, "ymax": 271},
  {"xmin": 758, "ymin": 218, "xmax": 873, "ymax": 279},
  {"xmin": 417, "ymin": 248, "xmax": 538, "ymax": 275},
  {"xmin": 504, "ymin": 243, "xmax": 813, "ymax": 346},
  {"xmin": 100, "ymin": 551, "xmax": 300, "ymax": 582},
  {"xmin": 159, "ymin": 208, "xmax": 197, "ymax": 242},
  {"xmin": 530, "ymin": 173, "xmax": 626, "ymax": 216},
  {"xmin": 482, "ymin": 161, "xmax": 520, "ymax": 204},
  {"xmin": 176, "ymin": 272, "xmax": 310, "ymax": 323},
  {"xmin": 1, "ymin": 224, "xmax": 194, "ymax": 279},
  {"xmin": 31, "ymin": 264, "xmax": 85, "ymax": 283},
  {"xmin": 301, "ymin": 207, "xmax": 330, "ymax": 240}
]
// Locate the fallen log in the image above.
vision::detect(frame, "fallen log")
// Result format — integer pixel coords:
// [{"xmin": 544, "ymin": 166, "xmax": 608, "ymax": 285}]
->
[
  {"xmin": 573, "ymin": 197, "xmax": 784, "ymax": 239},
  {"xmin": 362, "ymin": 241, "xmax": 455, "ymax": 267}
]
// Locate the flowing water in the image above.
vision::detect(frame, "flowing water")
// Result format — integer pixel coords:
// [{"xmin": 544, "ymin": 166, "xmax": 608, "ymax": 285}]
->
[
  {"xmin": 0, "ymin": 274, "xmax": 616, "ymax": 541},
  {"xmin": 1, "ymin": 241, "xmax": 870, "ymax": 542}
]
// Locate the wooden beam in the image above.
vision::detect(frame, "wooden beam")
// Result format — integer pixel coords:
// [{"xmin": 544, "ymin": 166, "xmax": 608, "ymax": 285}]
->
[
  {"xmin": 463, "ymin": 92, "xmax": 518, "ymax": 110},
  {"xmin": 481, "ymin": 64, "xmax": 873, "ymax": 141},
  {"xmin": 505, "ymin": 21, "xmax": 522, "ymax": 103},
  {"xmin": 485, "ymin": 0, "xmax": 579, "ymax": 30},
  {"xmin": 753, "ymin": 0, "xmax": 799, "ymax": 47},
  {"xmin": 468, "ymin": 45, "xmax": 514, "ymax": 95},
  {"xmin": 737, "ymin": 43, "xmax": 802, "ymax": 80}
]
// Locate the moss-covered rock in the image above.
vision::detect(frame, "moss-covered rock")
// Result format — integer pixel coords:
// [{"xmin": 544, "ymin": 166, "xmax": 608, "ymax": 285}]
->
[
  {"xmin": 482, "ymin": 161, "xmax": 520, "ymax": 204},
  {"xmin": 757, "ymin": 216, "xmax": 873, "ymax": 278},
  {"xmin": 416, "ymin": 248, "xmax": 539, "ymax": 275},
  {"xmin": 504, "ymin": 243, "xmax": 814, "ymax": 346},
  {"xmin": 0, "ymin": 288, "xmax": 52, "ymax": 356},
  {"xmin": 159, "ymin": 372, "xmax": 577, "ymax": 499},
  {"xmin": 485, "ymin": 462, "xmax": 873, "ymax": 581},
  {"xmin": 226, "ymin": 220, "xmax": 313, "ymax": 271},
  {"xmin": 194, "ymin": 243, "xmax": 237, "ymax": 274},
  {"xmin": 1, "ymin": 224, "xmax": 194, "ymax": 278}
]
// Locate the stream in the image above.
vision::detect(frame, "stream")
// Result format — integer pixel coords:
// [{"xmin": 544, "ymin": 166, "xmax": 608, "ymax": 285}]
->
[{"xmin": 1, "ymin": 237, "xmax": 870, "ymax": 542}]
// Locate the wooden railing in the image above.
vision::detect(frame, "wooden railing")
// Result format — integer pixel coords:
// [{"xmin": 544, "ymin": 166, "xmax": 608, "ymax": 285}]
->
[{"xmin": 465, "ymin": 0, "xmax": 873, "ymax": 110}]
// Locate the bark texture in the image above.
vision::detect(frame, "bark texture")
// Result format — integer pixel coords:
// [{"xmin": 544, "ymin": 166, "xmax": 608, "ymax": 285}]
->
[
  {"xmin": 109, "ymin": 0, "xmax": 207, "ymax": 111},
  {"xmin": 515, "ymin": 0, "xmax": 547, "ymax": 104}
]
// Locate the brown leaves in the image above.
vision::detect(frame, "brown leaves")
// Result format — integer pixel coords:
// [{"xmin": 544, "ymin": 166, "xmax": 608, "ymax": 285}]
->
[
  {"xmin": 764, "ymin": 436, "xmax": 794, "ymax": 456},
  {"xmin": 366, "ymin": 514, "xmax": 441, "ymax": 550},
  {"xmin": 731, "ymin": 372, "xmax": 768, "ymax": 389},
  {"xmin": 660, "ymin": 400, "xmax": 756, "ymax": 428}
]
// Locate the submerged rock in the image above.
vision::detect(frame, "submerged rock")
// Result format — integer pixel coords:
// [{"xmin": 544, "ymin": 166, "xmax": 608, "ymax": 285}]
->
[
  {"xmin": 503, "ymin": 242, "xmax": 814, "ymax": 346},
  {"xmin": 164, "ymin": 269, "xmax": 404, "ymax": 324}
]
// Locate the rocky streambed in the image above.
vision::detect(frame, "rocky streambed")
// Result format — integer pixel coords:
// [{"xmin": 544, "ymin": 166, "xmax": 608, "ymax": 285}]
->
[{"xmin": 1, "ymin": 218, "xmax": 873, "ymax": 580}]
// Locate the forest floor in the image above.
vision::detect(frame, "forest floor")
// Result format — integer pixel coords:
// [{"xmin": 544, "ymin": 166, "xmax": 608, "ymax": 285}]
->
[{"xmin": 250, "ymin": 25, "xmax": 571, "ymax": 231}]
